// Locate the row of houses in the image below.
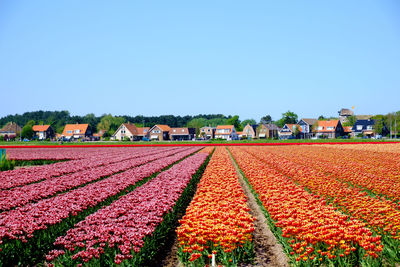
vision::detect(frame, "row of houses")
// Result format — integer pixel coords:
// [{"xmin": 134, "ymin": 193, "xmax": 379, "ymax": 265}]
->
[
  {"xmin": 0, "ymin": 116, "xmax": 388, "ymax": 141},
  {"xmin": 278, "ymin": 118, "xmax": 385, "ymax": 139}
]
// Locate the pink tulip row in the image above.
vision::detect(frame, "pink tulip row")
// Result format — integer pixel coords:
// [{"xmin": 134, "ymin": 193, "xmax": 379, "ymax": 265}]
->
[
  {"xmin": 47, "ymin": 152, "xmax": 208, "ymax": 265},
  {"xmin": 0, "ymin": 147, "xmax": 202, "ymax": 245},
  {"xmin": 0, "ymin": 147, "xmax": 191, "ymax": 211},
  {"xmin": 0, "ymin": 147, "xmax": 177, "ymax": 191},
  {"xmin": 5, "ymin": 147, "xmax": 119, "ymax": 160}
]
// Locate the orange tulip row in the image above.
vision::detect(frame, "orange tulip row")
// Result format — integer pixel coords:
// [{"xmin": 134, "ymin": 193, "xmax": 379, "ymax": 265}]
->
[
  {"xmin": 229, "ymin": 147, "xmax": 383, "ymax": 266},
  {"xmin": 259, "ymin": 145, "xmax": 400, "ymax": 202},
  {"xmin": 241, "ymin": 146, "xmax": 400, "ymax": 263},
  {"xmin": 176, "ymin": 147, "xmax": 255, "ymax": 266}
]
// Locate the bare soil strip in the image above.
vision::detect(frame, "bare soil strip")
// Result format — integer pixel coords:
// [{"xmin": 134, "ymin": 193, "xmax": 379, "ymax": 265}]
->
[
  {"xmin": 161, "ymin": 152, "xmax": 289, "ymax": 267},
  {"xmin": 230, "ymin": 154, "xmax": 289, "ymax": 267}
]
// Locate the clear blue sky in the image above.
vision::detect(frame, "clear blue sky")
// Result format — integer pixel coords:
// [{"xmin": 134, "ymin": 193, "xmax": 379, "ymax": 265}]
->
[{"xmin": 1, "ymin": 1, "xmax": 399, "ymax": 122}]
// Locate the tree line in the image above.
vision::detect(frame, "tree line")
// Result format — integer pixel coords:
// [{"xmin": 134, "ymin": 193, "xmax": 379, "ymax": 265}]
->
[{"xmin": 1, "ymin": 110, "xmax": 399, "ymax": 139}]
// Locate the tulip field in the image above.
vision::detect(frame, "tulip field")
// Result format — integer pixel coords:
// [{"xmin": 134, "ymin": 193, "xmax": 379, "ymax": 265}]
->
[{"xmin": 0, "ymin": 143, "xmax": 399, "ymax": 266}]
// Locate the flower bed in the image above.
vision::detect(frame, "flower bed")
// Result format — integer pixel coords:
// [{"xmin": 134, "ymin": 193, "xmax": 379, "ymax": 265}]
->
[
  {"xmin": 177, "ymin": 147, "xmax": 255, "ymax": 266},
  {"xmin": 0, "ymin": 147, "xmax": 190, "ymax": 211},
  {"xmin": 241, "ymin": 146, "xmax": 400, "ymax": 264},
  {"xmin": 0, "ymin": 147, "xmax": 201, "ymax": 265},
  {"xmin": 229, "ymin": 147, "xmax": 383, "ymax": 266},
  {"xmin": 46, "ymin": 152, "xmax": 210, "ymax": 266}
]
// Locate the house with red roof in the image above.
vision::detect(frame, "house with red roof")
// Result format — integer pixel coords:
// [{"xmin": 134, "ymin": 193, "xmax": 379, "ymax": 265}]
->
[
  {"xmin": 214, "ymin": 125, "xmax": 238, "ymax": 140},
  {"xmin": 62, "ymin": 124, "xmax": 91, "ymax": 140},
  {"xmin": 147, "ymin": 125, "xmax": 171, "ymax": 141},
  {"xmin": 314, "ymin": 120, "xmax": 344, "ymax": 139},
  {"xmin": 113, "ymin": 123, "xmax": 150, "ymax": 141},
  {"xmin": 113, "ymin": 123, "xmax": 138, "ymax": 141},
  {"xmin": 32, "ymin": 125, "xmax": 54, "ymax": 140}
]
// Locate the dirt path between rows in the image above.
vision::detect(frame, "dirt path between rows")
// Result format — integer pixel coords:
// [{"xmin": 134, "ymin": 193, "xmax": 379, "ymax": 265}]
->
[
  {"xmin": 230, "ymin": 154, "xmax": 289, "ymax": 267},
  {"xmin": 161, "ymin": 153, "xmax": 289, "ymax": 267}
]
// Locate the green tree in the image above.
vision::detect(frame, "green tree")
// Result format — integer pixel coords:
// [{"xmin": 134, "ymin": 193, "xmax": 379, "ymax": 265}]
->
[
  {"xmin": 186, "ymin": 118, "xmax": 207, "ymax": 136},
  {"xmin": 276, "ymin": 111, "xmax": 298, "ymax": 128},
  {"xmin": 97, "ymin": 114, "xmax": 125, "ymax": 134},
  {"xmin": 21, "ymin": 120, "xmax": 35, "ymax": 139},
  {"xmin": 227, "ymin": 115, "xmax": 242, "ymax": 131},
  {"xmin": 241, "ymin": 119, "xmax": 257, "ymax": 128},
  {"xmin": 318, "ymin": 115, "xmax": 326, "ymax": 120},
  {"xmin": 260, "ymin": 115, "xmax": 272, "ymax": 124},
  {"xmin": 207, "ymin": 117, "xmax": 227, "ymax": 127},
  {"xmin": 343, "ymin": 115, "xmax": 356, "ymax": 127}
]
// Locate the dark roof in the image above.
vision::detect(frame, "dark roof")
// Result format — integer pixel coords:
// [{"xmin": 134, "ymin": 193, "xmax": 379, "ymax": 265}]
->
[{"xmin": 352, "ymin": 119, "xmax": 375, "ymax": 131}]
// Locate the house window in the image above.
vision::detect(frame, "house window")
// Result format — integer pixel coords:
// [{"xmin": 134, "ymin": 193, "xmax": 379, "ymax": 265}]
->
[
  {"xmin": 327, "ymin": 126, "xmax": 334, "ymax": 130},
  {"xmin": 67, "ymin": 130, "xmax": 73, "ymax": 134},
  {"xmin": 367, "ymin": 125, "xmax": 373, "ymax": 130},
  {"xmin": 357, "ymin": 125, "xmax": 363, "ymax": 130},
  {"xmin": 173, "ymin": 129, "xmax": 176, "ymax": 132},
  {"xmin": 317, "ymin": 126, "xmax": 323, "ymax": 131},
  {"xmin": 153, "ymin": 130, "xmax": 160, "ymax": 133},
  {"xmin": 75, "ymin": 130, "xmax": 80, "ymax": 134}
]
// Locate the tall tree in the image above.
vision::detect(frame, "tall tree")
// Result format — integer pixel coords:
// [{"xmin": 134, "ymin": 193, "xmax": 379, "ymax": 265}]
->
[
  {"xmin": 21, "ymin": 120, "xmax": 36, "ymax": 139},
  {"xmin": 276, "ymin": 111, "xmax": 298, "ymax": 128},
  {"xmin": 227, "ymin": 115, "xmax": 242, "ymax": 131},
  {"xmin": 260, "ymin": 115, "xmax": 272, "ymax": 124}
]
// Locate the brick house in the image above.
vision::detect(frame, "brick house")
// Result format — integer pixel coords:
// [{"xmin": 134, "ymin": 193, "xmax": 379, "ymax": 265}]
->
[
  {"xmin": 257, "ymin": 123, "xmax": 280, "ymax": 139},
  {"xmin": 314, "ymin": 120, "xmax": 344, "ymax": 139},
  {"xmin": 199, "ymin": 126, "xmax": 215, "ymax": 139},
  {"xmin": 147, "ymin": 125, "xmax": 171, "ymax": 141},
  {"xmin": 62, "ymin": 124, "xmax": 92, "ymax": 140},
  {"xmin": 32, "ymin": 125, "xmax": 55, "ymax": 140}
]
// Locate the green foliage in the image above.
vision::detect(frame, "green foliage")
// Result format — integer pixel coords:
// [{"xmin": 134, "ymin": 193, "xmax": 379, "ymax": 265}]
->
[
  {"xmin": 276, "ymin": 111, "xmax": 298, "ymax": 128},
  {"xmin": 0, "ymin": 154, "xmax": 15, "ymax": 171},
  {"xmin": 343, "ymin": 115, "xmax": 356, "ymax": 127},
  {"xmin": 227, "ymin": 115, "xmax": 242, "ymax": 131},
  {"xmin": 260, "ymin": 115, "xmax": 272, "ymax": 124},
  {"xmin": 97, "ymin": 114, "xmax": 126, "ymax": 134},
  {"xmin": 318, "ymin": 115, "xmax": 326, "ymax": 120},
  {"xmin": 187, "ymin": 118, "xmax": 208, "ymax": 136},
  {"xmin": 21, "ymin": 124, "xmax": 34, "ymax": 139},
  {"xmin": 241, "ymin": 119, "xmax": 257, "ymax": 128}
]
